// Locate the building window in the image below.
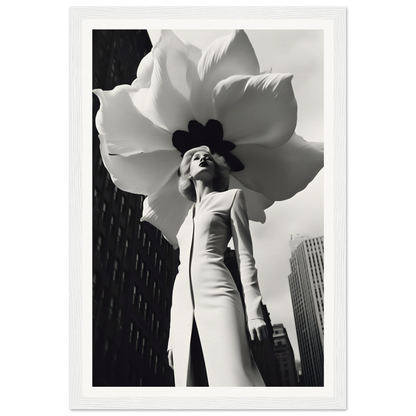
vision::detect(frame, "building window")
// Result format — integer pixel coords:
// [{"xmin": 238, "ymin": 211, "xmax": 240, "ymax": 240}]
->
[
  {"xmin": 113, "ymin": 187, "xmax": 118, "ymax": 201},
  {"xmin": 108, "ymin": 297, "xmax": 114, "ymax": 320},
  {"xmin": 97, "ymin": 235, "xmax": 102, "ymax": 253},
  {"xmin": 144, "ymin": 302, "xmax": 148, "ymax": 320},
  {"xmin": 110, "ymin": 215, "xmax": 115, "ymax": 234},
  {"xmin": 124, "ymin": 239, "xmax": 129, "ymax": 256},
  {"xmin": 154, "ymin": 354, "xmax": 158, "ymax": 374},
  {"xmin": 149, "ymin": 347, "xmax": 153, "ymax": 367},
  {"xmin": 112, "ymin": 260, "xmax": 118, "ymax": 281},
  {"xmin": 121, "ymin": 195, "xmax": 125, "ymax": 213},
  {"xmin": 117, "ymin": 226, "xmax": 122, "ymax": 245},
  {"xmin": 135, "ymin": 329, "xmax": 140, "ymax": 351},
  {"xmin": 135, "ymin": 253, "xmax": 140, "ymax": 270},
  {"xmin": 128, "ymin": 207, "xmax": 132, "ymax": 224},
  {"xmin": 141, "ymin": 337, "xmax": 146, "ymax": 357},
  {"xmin": 106, "ymin": 249, "xmax": 111, "ymax": 270},
  {"xmin": 121, "ymin": 271, "xmax": 126, "ymax": 293},
  {"xmin": 129, "ymin": 321, "xmax": 134, "ymax": 343},
  {"xmin": 132, "ymin": 285, "xmax": 137, "ymax": 305},
  {"xmin": 117, "ymin": 307, "xmax": 123, "ymax": 330},
  {"xmin": 101, "ymin": 202, "xmax": 106, "ymax": 220},
  {"xmin": 147, "ymin": 241, "xmax": 152, "ymax": 256}
]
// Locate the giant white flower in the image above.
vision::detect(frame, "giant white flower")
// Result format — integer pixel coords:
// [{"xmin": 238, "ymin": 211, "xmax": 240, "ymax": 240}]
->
[{"xmin": 93, "ymin": 30, "xmax": 323, "ymax": 248}]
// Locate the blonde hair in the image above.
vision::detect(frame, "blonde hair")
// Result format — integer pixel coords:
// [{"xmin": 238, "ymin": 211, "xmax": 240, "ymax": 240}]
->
[{"xmin": 178, "ymin": 146, "xmax": 231, "ymax": 202}]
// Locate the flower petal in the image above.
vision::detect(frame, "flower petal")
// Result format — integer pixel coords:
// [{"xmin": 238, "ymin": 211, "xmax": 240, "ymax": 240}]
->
[
  {"xmin": 141, "ymin": 172, "xmax": 193, "ymax": 249},
  {"xmin": 135, "ymin": 30, "xmax": 197, "ymax": 132},
  {"xmin": 231, "ymin": 133, "xmax": 324, "ymax": 201},
  {"xmin": 213, "ymin": 73, "xmax": 297, "ymax": 148},
  {"xmin": 198, "ymin": 30, "xmax": 259, "ymax": 80},
  {"xmin": 190, "ymin": 30, "xmax": 260, "ymax": 124},
  {"xmin": 133, "ymin": 33, "xmax": 201, "ymax": 92},
  {"xmin": 93, "ymin": 85, "xmax": 173, "ymax": 155},
  {"xmin": 229, "ymin": 176, "xmax": 274, "ymax": 223},
  {"xmin": 99, "ymin": 137, "xmax": 181, "ymax": 196},
  {"xmin": 133, "ymin": 51, "xmax": 154, "ymax": 88}
]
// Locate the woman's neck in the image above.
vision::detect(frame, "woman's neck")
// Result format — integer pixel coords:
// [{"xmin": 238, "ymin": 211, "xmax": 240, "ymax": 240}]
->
[{"xmin": 193, "ymin": 180, "xmax": 215, "ymax": 204}]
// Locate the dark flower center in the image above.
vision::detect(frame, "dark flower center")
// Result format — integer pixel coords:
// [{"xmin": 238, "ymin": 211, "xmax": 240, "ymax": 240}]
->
[{"xmin": 172, "ymin": 119, "xmax": 244, "ymax": 172}]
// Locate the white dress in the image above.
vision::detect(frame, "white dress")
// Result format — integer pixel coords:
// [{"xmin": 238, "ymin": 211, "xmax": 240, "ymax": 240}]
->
[{"xmin": 167, "ymin": 189, "xmax": 265, "ymax": 386}]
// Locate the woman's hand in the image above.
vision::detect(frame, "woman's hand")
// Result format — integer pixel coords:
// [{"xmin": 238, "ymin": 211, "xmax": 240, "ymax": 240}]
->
[
  {"xmin": 167, "ymin": 349, "xmax": 174, "ymax": 370},
  {"xmin": 247, "ymin": 319, "xmax": 268, "ymax": 342}
]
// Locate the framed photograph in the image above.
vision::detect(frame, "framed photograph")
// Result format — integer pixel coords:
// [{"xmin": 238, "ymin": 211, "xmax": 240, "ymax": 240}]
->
[{"xmin": 69, "ymin": 6, "xmax": 346, "ymax": 410}]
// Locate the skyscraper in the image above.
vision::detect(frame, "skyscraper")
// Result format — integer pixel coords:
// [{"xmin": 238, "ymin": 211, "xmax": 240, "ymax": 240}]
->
[
  {"xmin": 92, "ymin": 30, "xmax": 178, "ymax": 386},
  {"xmin": 288, "ymin": 235, "xmax": 324, "ymax": 386},
  {"xmin": 272, "ymin": 324, "xmax": 299, "ymax": 386}
]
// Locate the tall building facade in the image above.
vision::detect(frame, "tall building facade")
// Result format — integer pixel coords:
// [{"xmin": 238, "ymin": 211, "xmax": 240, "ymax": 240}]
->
[
  {"xmin": 288, "ymin": 235, "xmax": 324, "ymax": 386},
  {"xmin": 92, "ymin": 30, "xmax": 178, "ymax": 386},
  {"xmin": 272, "ymin": 324, "xmax": 299, "ymax": 386}
]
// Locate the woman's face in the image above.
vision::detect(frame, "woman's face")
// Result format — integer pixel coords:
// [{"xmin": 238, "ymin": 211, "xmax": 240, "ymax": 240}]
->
[{"xmin": 189, "ymin": 150, "xmax": 215, "ymax": 182}]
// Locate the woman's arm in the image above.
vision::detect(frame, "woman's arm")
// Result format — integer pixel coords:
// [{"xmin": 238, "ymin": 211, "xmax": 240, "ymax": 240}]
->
[{"xmin": 230, "ymin": 189, "xmax": 268, "ymax": 341}]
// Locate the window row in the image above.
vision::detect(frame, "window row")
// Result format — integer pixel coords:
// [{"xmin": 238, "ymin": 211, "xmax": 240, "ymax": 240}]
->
[
  {"xmin": 99, "ymin": 258, "xmax": 170, "ymax": 310},
  {"xmin": 132, "ymin": 281, "xmax": 168, "ymax": 315},
  {"xmin": 101, "ymin": 287, "xmax": 167, "ymax": 345},
  {"xmin": 96, "ymin": 186, "xmax": 145, "ymax": 222},
  {"xmin": 102, "ymin": 338, "xmax": 163, "ymax": 380},
  {"xmin": 96, "ymin": 242, "xmax": 170, "ymax": 286},
  {"xmin": 313, "ymin": 286, "xmax": 323, "ymax": 299},
  {"xmin": 128, "ymin": 321, "xmax": 164, "ymax": 375},
  {"xmin": 94, "ymin": 187, "xmax": 169, "ymax": 250},
  {"xmin": 101, "ymin": 227, "xmax": 161, "ymax": 273}
]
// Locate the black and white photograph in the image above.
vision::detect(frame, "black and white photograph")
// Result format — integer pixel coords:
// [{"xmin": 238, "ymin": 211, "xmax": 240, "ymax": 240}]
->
[
  {"xmin": 92, "ymin": 28, "xmax": 325, "ymax": 388},
  {"xmin": 71, "ymin": 6, "xmax": 345, "ymax": 410}
]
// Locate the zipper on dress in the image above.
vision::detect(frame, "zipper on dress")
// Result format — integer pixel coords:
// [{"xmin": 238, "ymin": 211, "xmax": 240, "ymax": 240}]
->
[{"xmin": 188, "ymin": 204, "xmax": 196, "ymax": 310}]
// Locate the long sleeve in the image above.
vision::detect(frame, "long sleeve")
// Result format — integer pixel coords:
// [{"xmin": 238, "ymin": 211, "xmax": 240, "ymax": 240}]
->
[{"xmin": 230, "ymin": 189, "xmax": 264, "ymax": 321}]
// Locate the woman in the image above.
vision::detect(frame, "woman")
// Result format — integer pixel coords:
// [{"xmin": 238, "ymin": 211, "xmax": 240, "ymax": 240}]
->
[{"xmin": 167, "ymin": 145, "xmax": 268, "ymax": 387}]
